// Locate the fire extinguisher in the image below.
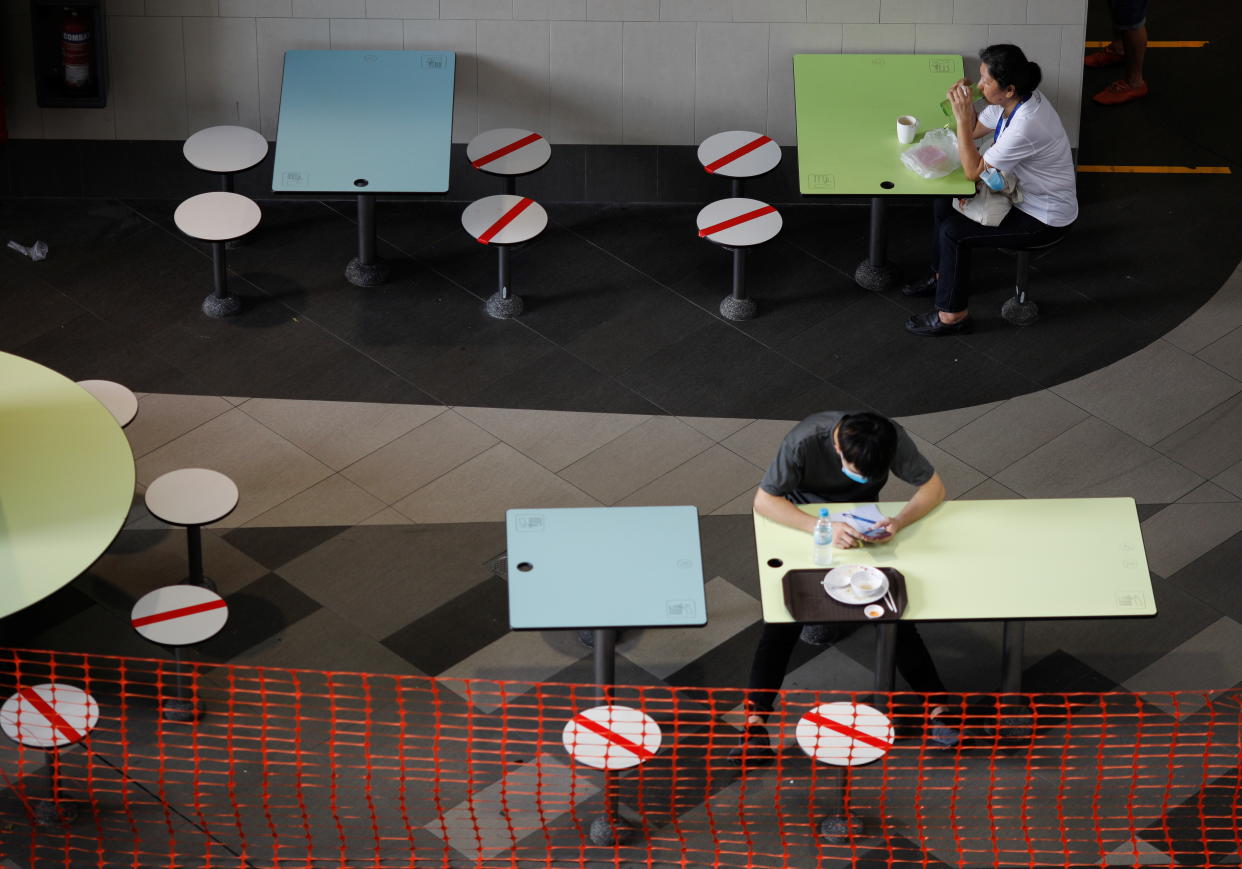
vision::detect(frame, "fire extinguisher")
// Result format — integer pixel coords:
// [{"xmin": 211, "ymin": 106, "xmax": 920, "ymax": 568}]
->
[{"xmin": 61, "ymin": 9, "xmax": 91, "ymax": 89}]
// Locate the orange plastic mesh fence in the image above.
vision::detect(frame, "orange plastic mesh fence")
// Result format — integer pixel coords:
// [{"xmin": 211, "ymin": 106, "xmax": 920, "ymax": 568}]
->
[{"xmin": 0, "ymin": 648, "xmax": 1238, "ymax": 868}]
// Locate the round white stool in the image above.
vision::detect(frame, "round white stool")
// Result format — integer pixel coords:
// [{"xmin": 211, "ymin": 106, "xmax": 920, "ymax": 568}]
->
[
  {"xmin": 467, "ymin": 128, "xmax": 551, "ymax": 195},
  {"xmin": 132, "ymin": 584, "xmax": 228, "ymax": 722},
  {"xmin": 144, "ymin": 468, "xmax": 239, "ymax": 592},
  {"xmin": 696, "ymin": 197, "xmax": 783, "ymax": 321},
  {"xmin": 1, "ymin": 683, "xmax": 99, "ymax": 826},
  {"xmin": 174, "ymin": 192, "xmax": 261, "ymax": 318},
  {"xmin": 183, "ymin": 125, "xmax": 268, "ymax": 193},
  {"xmin": 461, "ymin": 194, "xmax": 548, "ymax": 319},
  {"xmin": 76, "ymin": 379, "xmax": 138, "ymax": 428},
  {"xmin": 697, "ymin": 131, "xmax": 781, "ymax": 198}
]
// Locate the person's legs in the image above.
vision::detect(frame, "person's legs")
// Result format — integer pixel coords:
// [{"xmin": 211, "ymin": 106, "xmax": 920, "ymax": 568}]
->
[
  {"xmin": 743, "ymin": 621, "xmax": 819, "ymax": 720},
  {"xmin": 902, "ymin": 197, "xmax": 952, "ymax": 298},
  {"xmin": 1121, "ymin": 23, "xmax": 1147, "ymax": 86},
  {"xmin": 1093, "ymin": 0, "xmax": 1149, "ymax": 104}
]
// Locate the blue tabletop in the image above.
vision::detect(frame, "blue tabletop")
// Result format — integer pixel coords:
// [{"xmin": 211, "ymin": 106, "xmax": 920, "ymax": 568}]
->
[
  {"xmin": 272, "ymin": 50, "xmax": 455, "ymax": 194},
  {"xmin": 506, "ymin": 506, "xmax": 707, "ymax": 630}
]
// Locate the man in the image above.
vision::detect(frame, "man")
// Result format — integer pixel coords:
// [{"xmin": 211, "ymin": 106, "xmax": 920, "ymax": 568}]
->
[
  {"xmin": 730, "ymin": 411, "xmax": 957, "ymax": 765},
  {"xmin": 1085, "ymin": 0, "xmax": 1149, "ymax": 106}
]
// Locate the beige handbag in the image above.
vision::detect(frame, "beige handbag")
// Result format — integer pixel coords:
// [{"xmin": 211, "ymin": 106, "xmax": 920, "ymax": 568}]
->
[{"xmin": 952, "ymin": 170, "xmax": 1022, "ymax": 226}]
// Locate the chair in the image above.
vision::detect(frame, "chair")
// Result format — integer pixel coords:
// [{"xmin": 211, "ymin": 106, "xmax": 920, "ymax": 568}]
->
[
  {"xmin": 143, "ymin": 468, "xmax": 239, "ymax": 593},
  {"xmin": 467, "ymin": 128, "xmax": 551, "ymax": 195},
  {"xmin": 697, "ymin": 131, "xmax": 781, "ymax": 198},
  {"xmin": 132, "ymin": 584, "xmax": 228, "ymax": 722},
  {"xmin": 999, "ymin": 234, "xmax": 1067, "ymax": 326},
  {"xmin": 696, "ymin": 197, "xmax": 783, "ymax": 321},
  {"xmin": 76, "ymin": 379, "xmax": 138, "ymax": 427},
  {"xmin": 461, "ymin": 194, "xmax": 548, "ymax": 319},
  {"xmin": 174, "ymin": 192, "xmax": 261, "ymax": 317},
  {"xmin": 0, "ymin": 683, "xmax": 99, "ymax": 826},
  {"xmin": 183, "ymin": 125, "xmax": 268, "ymax": 193}
]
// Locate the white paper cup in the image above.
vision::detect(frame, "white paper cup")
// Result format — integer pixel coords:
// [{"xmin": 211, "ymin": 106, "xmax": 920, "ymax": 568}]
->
[{"xmin": 897, "ymin": 115, "xmax": 919, "ymax": 144}]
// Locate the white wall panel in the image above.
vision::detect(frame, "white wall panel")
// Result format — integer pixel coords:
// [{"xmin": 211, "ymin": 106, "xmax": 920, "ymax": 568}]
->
[
  {"xmin": 294, "ymin": 0, "xmax": 366, "ymax": 15},
  {"xmin": 880, "ymin": 0, "xmax": 950, "ymax": 24},
  {"xmin": 147, "ymin": 0, "xmax": 218, "ymax": 15},
  {"xmin": 405, "ymin": 18, "xmax": 479, "ymax": 141},
  {"xmin": 842, "ymin": 22, "xmax": 913, "ymax": 51},
  {"xmin": 588, "ymin": 0, "xmax": 658, "ymax": 21},
  {"xmin": 807, "ymin": 0, "xmax": 878, "ymax": 24},
  {"xmin": 221, "ymin": 0, "xmax": 290, "ymax": 15},
  {"xmin": 330, "ymin": 16, "xmax": 404, "ymax": 46},
  {"xmin": 42, "ymin": 105, "xmax": 116, "ymax": 138},
  {"xmin": 366, "ymin": 0, "xmax": 438, "ymax": 17},
  {"xmin": 476, "ymin": 20, "xmax": 550, "ymax": 133},
  {"xmin": 621, "ymin": 21, "xmax": 693, "ymax": 142},
  {"xmin": 953, "ymin": 0, "xmax": 1024, "ymax": 25},
  {"xmin": 734, "ymin": 0, "xmax": 805, "ymax": 22},
  {"xmin": 108, "ymin": 0, "xmax": 146, "ymax": 14},
  {"xmin": 441, "ymin": 0, "xmax": 513, "ymax": 18},
  {"xmin": 767, "ymin": 22, "xmax": 842, "ymax": 144},
  {"xmin": 3, "ymin": 10, "xmax": 43, "ymax": 137},
  {"xmin": 694, "ymin": 23, "xmax": 768, "ymax": 142},
  {"xmin": 110, "ymin": 16, "xmax": 188, "ymax": 138},
  {"xmin": 661, "ymin": 0, "xmax": 729, "ymax": 21},
  {"xmin": 1028, "ymin": 0, "xmax": 1085, "ymax": 25},
  {"xmin": 257, "ymin": 16, "xmax": 330, "ymax": 139},
  {"xmin": 515, "ymin": 0, "xmax": 586, "ymax": 18},
  {"xmin": 549, "ymin": 20, "xmax": 622, "ymax": 142},
  {"xmin": 1057, "ymin": 23, "xmax": 1084, "ymax": 145},
  {"xmin": 913, "ymin": 23, "xmax": 987, "ymax": 62},
  {"xmin": 184, "ymin": 16, "xmax": 261, "ymax": 132}
]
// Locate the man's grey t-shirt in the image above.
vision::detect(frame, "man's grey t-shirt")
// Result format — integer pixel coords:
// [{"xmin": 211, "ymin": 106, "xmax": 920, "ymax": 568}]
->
[{"xmin": 759, "ymin": 411, "xmax": 934, "ymax": 503}]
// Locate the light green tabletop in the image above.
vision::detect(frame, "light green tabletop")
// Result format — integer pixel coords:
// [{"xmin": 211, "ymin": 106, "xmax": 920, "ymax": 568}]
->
[
  {"xmin": 793, "ymin": 53, "xmax": 977, "ymax": 196},
  {"xmin": 754, "ymin": 499, "xmax": 1154, "ymax": 623},
  {"xmin": 0, "ymin": 353, "xmax": 135, "ymax": 619}
]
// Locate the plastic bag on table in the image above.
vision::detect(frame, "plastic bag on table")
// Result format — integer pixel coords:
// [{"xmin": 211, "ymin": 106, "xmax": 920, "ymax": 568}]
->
[{"xmin": 900, "ymin": 127, "xmax": 960, "ymax": 180}]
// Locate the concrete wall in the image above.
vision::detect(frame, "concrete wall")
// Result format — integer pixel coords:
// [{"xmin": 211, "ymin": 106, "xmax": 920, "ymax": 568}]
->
[{"xmin": 2, "ymin": 0, "xmax": 1086, "ymax": 146}]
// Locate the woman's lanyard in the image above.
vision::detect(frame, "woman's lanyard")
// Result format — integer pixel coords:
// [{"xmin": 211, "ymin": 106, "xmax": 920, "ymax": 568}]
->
[{"xmin": 993, "ymin": 98, "xmax": 1028, "ymax": 143}]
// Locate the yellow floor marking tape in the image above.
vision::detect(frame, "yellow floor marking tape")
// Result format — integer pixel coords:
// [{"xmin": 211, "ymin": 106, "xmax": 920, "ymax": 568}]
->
[
  {"xmin": 1084, "ymin": 40, "xmax": 1209, "ymax": 47},
  {"xmin": 1077, "ymin": 165, "xmax": 1232, "ymax": 174}
]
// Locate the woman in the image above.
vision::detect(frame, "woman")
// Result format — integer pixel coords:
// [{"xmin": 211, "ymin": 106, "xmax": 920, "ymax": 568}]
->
[{"xmin": 904, "ymin": 44, "xmax": 1078, "ymax": 337}]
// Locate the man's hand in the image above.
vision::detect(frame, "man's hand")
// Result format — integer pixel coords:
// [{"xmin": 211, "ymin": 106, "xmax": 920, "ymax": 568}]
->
[
  {"xmin": 832, "ymin": 521, "xmax": 863, "ymax": 549},
  {"xmin": 862, "ymin": 516, "xmax": 902, "ymax": 542}
]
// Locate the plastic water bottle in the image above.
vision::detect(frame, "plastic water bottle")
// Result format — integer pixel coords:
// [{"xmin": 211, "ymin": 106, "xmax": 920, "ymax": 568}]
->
[{"xmin": 811, "ymin": 508, "xmax": 833, "ymax": 567}]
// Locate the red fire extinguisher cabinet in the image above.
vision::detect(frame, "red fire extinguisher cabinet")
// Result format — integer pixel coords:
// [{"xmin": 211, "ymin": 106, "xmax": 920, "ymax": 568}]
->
[{"xmin": 31, "ymin": 0, "xmax": 109, "ymax": 108}]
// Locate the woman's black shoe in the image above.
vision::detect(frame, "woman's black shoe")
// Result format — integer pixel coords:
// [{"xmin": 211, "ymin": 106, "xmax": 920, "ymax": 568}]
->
[
  {"xmin": 901, "ymin": 274, "xmax": 937, "ymax": 297},
  {"xmin": 905, "ymin": 310, "xmax": 972, "ymax": 337}
]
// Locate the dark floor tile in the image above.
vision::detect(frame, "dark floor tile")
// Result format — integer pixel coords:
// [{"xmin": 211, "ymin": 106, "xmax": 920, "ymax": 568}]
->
[
  {"xmin": 184, "ymin": 572, "xmax": 322, "ymax": 663},
  {"xmin": 1136, "ymin": 504, "xmax": 1169, "ymax": 522},
  {"xmin": 0, "ymin": 584, "xmax": 97, "ymax": 646},
  {"xmin": 382, "ymin": 575, "xmax": 511, "ymax": 676},
  {"xmin": 561, "ymin": 203, "xmax": 718, "ymax": 287},
  {"xmin": 21, "ymin": 601, "xmax": 176, "ymax": 660},
  {"xmin": 7, "ymin": 139, "xmax": 84, "ymax": 197},
  {"xmin": 780, "ymin": 292, "xmax": 1039, "ymax": 417},
  {"xmin": 515, "ymin": 143, "xmax": 585, "ymax": 203},
  {"xmin": 618, "ymin": 319, "xmax": 822, "ymax": 419},
  {"xmin": 0, "ymin": 268, "xmax": 88, "ymax": 351},
  {"xmin": 763, "ymin": 378, "xmax": 876, "ymax": 420},
  {"xmin": 584, "ymin": 144, "xmax": 657, "ymax": 203},
  {"xmin": 656, "ymin": 145, "xmax": 728, "ymax": 204},
  {"xmin": 1021, "ymin": 649, "xmax": 1119, "ymax": 694},
  {"xmin": 664, "ymin": 620, "xmax": 767, "ymax": 690},
  {"xmin": 221, "ymin": 526, "xmax": 352, "ymax": 573},
  {"xmin": 82, "ymin": 140, "xmax": 202, "ymax": 199},
  {"xmin": 1168, "ymin": 530, "xmax": 1242, "ymax": 624},
  {"xmin": 257, "ymin": 339, "xmax": 437, "ymax": 404},
  {"xmin": 457, "ymin": 347, "xmax": 662, "ymax": 414},
  {"xmin": 1138, "ymin": 767, "xmax": 1242, "ymax": 867}
]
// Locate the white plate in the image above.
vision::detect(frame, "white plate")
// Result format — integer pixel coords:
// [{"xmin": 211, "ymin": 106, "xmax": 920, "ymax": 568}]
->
[{"xmin": 822, "ymin": 565, "xmax": 888, "ymax": 605}]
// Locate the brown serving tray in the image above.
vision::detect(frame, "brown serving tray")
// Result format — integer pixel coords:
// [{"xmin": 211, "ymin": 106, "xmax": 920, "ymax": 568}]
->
[{"xmin": 781, "ymin": 567, "xmax": 907, "ymax": 622}]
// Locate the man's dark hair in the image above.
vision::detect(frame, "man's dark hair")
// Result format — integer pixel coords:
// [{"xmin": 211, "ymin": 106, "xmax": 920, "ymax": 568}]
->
[
  {"xmin": 980, "ymin": 43, "xmax": 1042, "ymax": 100},
  {"xmin": 836, "ymin": 413, "xmax": 898, "ymax": 479}
]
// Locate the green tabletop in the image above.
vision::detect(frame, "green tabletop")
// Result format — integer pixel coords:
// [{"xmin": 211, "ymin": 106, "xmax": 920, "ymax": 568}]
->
[
  {"xmin": 793, "ymin": 53, "xmax": 976, "ymax": 197},
  {"xmin": 0, "ymin": 353, "xmax": 135, "ymax": 618},
  {"xmin": 754, "ymin": 499, "xmax": 1154, "ymax": 623}
]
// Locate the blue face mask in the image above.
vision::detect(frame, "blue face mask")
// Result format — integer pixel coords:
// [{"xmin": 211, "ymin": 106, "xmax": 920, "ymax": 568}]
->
[{"xmin": 836, "ymin": 448, "xmax": 870, "ymax": 484}]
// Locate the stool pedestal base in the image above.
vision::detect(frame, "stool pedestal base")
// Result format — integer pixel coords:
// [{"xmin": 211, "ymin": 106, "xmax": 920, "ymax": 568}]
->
[
  {"xmin": 345, "ymin": 258, "xmax": 390, "ymax": 287},
  {"xmin": 202, "ymin": 293, "xmax": 242, "ymax": 318},
  {"xmin": 588, "ymin": 813, "xmax": 631, "ymax": 847},
  {"xmin": 1001, "ymin": 296, "xmax": 1039, "ymax": 325},
  {"xmin": 853, "ymin": 259, "xmax": 899, "ymax": 291},
  {"xmin": 34, "ymin": 798, "xmax": 78, "ymax": 827},
  {"xmin": 486, "ymin": 291, "xmax": 524, "ymax": 319},
  {"xmin": 818, "ymin": 811, "xmax": 863, "ymax": 843},
  {"xmin": 162, "ymin": 697, "xmax": 203, "ymax": 723},
  {"xmin": 719, "ymin": 295, "xmax": 756, "ymax": 321}
]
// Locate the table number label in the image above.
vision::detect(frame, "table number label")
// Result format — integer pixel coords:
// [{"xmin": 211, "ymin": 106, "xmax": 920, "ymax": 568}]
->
[
  {"xmin": 281, "ymin": 170, "xmax": 308, "ymax": 188},
  {"xmin": 515, "ymin": 515, "xmax": 544, "ymax": 532},
  {"xmin": 1115, "ymin": 592, "xmax": 1144, "ymax": 608},
  {"xmin": 807, "ymin": 173, "xmax": 836, "ymax": 190},
  {"xmin": 666, "ymin": 600, "xmax": 694, "ymax": 617},
  {"xmin": 422, "ymin": 55, "xmax": 448, "ymax": 70},
  {"xmin": 929, "ymin": 57, "xmax": 955, "ymax": 73}
]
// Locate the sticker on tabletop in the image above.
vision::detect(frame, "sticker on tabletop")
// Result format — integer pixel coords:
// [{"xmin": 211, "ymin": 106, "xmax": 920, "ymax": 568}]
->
[
  {"xmin": 563, "ymin": 704, "xmax": 662, "ymax": 771},
  {"xmin": 796, "ymin": 702, "xmax": 892, "ymax": 767},
  {"xmin": 1, "ymin": 684, "xmax": 100, "ymax": 749}
]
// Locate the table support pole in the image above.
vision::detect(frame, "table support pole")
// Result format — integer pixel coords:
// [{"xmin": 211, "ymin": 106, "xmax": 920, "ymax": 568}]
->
[
  {"xmin": 1001, "ymin": 620, "xmax": 1024, "ymax": 693},
  {"xmin": 504, "ymin": 176, "xmax": 516, "ymax": 196},
  {"xmin": 486, "ymin": 244, "xmax": 523, "ymax": 318},
  {"xmin": 853, "ymin": 196, "xmax": 899, "ymax": 291},
  {"xmin": 345, "ymin": 193, "xmax": 390, "ymax": 287},
  {"xmin": 719, "ymin": 247, "xmax": 756, "ymax": 321},
  {"xmin": 588, "ymin": 628, "xmax": 630, "ymax": 847},
  {"xmin": 731, "ymin": 178, "xmax": 742, "ymax": 198},
  {"xmin": 873, "ymin": 621, "xmax": 897, "ymax": 698},
  {"xmin": 220, "ymin": 173, "xmax": 234, "ymax": 193},
  {"xmin": 34, "ymin": 748, "xmax": 76, "ymax": 826},
  {"xmin": 819, "ymin": 766, "xmax": 863, "ymax": 842},
  {"xmin": 163, "ymin": 645, "xmax": 202, "ymax": 723},
  {"xmin": 201, "ymin": 241, "xmax": 242, "ymax": 318}
]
